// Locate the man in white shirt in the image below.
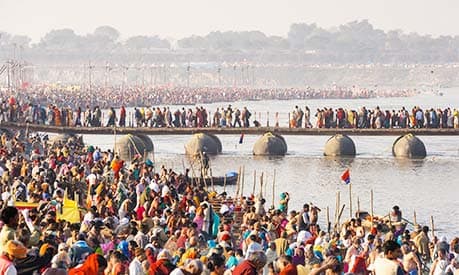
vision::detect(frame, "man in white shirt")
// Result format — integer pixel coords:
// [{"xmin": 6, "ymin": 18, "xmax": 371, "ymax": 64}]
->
[{"xmin": 129, "ymin": 247, "xmax": 146, "ymax": 275}]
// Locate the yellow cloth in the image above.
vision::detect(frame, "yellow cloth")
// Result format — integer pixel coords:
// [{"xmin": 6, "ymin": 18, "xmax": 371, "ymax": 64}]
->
[
  {"xmin": 57, "ymin": 193, "xmax": 80, "ymax": 223},
  {"xmin": 39, "ymin": 243, "xmax": 50, "ymax": 256},
  {"xmin": 297, "ymin": 264, "xmax": 310, "ymax": 275},
  {"xmin": 179, "ymin": 247, "xmax": 198, "ymax": 266},
  {"xmin": 5, "ymin": 240, "xmax": 27, "ymax": 259}
]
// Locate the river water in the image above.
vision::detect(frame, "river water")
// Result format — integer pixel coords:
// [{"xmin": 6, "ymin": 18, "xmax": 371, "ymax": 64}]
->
[{"xmin": 82, "ymin": 87, "xmax": 459, "ymax": 239}]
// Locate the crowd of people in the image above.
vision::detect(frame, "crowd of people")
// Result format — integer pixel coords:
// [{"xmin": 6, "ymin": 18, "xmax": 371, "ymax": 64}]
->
[
  {"xmin": 0, "ymin": 84, "xmax": 417, "ymax": 110},
  {"xmin": 0, "ymin": 125, "xmax": 456, "ymax": 274},
  {"xmin": 290, "ymin": 106, "xmax": 459, "ymax": 129},
  {"xmin": 2, "ymin": 96, "xmax": 459, "ymax": 130}
]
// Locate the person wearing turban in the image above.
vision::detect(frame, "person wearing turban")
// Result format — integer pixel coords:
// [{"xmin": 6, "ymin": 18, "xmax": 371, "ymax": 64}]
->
[{"xmin": 0, "ymin": 240, "xmax": 27, "ymax": 274}]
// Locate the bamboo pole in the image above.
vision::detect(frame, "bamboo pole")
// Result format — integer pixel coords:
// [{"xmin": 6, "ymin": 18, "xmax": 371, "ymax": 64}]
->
[
  {"xmin": 181, "ymin": 159, "xmax": 186, "ymax": 175},
  {"xmin": 259, "ymin": 172, "xmax": 264, "ymax": 197},
  {"xmin": 370, "ymin": 190, "xmax": 374, "ymax": 225},
  {"xmin": 198, "ymin": 152, "xmax": 208, "ymax": 189},
  {"xmin": 209, "ymin": 167, "xmax": 215, "ymax": 192},
  {"xmin": 264, "ymin": 173, "xmax": 268, "ymax": 197},
  {"xmin": 430, "ymin": 216, "xmax": 435, "ymax": 239},
  {"xmin": 357, "ymin": 196, "xmax": 360, "ymax": 214},
  {"xmin": 326, "ymin": 206, "xmax": 330, "ymax": 234},
  {"xmin": 223, "ymin": 174, "xmax": 227, "ymax": 193},
  {"xmin": 272, "ymin": 169, "xmax": 276, "ymax": 207},
  {"xmin": 252, "ymin": 170, "xmax": 257, "ymax": 195},
  {"xmin": 349, "ymin": 183, "xmax": 353, "ymax": 218},
  {"xmin": 241, "ymin": 166, "xmax": 245, "ymax": 199},
  {"xmin": 335, "ymin": 191, "xmax": 339, "ymax": 224},
  {"xmin": 336, "ymin": 204, "xmax": 346, "ymax": 231},
  {"xmin": 190, "ymin": 161, "xmax": 199, "ymax": 187},
  {"xmin": 235, "ymin": 166, "xmax": 241, "ymax": 199},
  {"xmin": 413, "ymin": 210, "xmax": 417, "ymax": 225}
]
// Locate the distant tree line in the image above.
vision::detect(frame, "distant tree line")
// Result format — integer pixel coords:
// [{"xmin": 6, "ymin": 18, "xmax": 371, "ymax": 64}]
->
[{"xmin": 1, "ymin": 20, "xmax": 459, "ymax": 64}]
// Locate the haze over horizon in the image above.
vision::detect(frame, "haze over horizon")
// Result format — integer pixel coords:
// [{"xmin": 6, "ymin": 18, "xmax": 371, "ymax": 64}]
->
[{"xmin": 1, "ymin": 0, "xmax": 458, "ymax": 42}]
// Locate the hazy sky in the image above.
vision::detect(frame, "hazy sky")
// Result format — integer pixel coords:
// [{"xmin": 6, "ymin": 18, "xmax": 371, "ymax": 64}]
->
[{"xmin": 1, "ymin": 0, "xmax": 458, "ymax": 42}]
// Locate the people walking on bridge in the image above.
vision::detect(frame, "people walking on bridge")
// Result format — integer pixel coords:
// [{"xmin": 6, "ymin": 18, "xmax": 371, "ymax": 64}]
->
[
  {"xmin": 233, "ymin": 108, "xmax": 242, "ymax": 127},
  {"xmin": 119, "ymin": 105, "xmax": 126, "ymax": 127},
  {"xmin": 106, "ymin": 107, "xmax": 117, "ymax": 127},
  {"xmin": 242, "ymin": 107, "xmax": 251, "ymax": 127}
]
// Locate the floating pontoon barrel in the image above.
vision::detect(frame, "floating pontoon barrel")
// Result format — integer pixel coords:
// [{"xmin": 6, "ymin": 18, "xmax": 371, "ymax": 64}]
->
[
  {"xmin": 137, "ymin": 134, "xmax": 154, "ymax": 152},
  {"xmin": 185, "ymin": 133, "xmax": 222, "ymax": 156},
  {"xmin": 392, "ymin": 134, "xmax": 426, "ymax": 159},
  {"xmin": 253, "ymin": 132, "xmax": 287, "ymax": 156},
  {"xmin": 324, "ymin": 134, "xmax": 356, "ymax": 157},
  {"xmin": 115, "ymin": 134, "xmax": 147, "ymax": 161}
]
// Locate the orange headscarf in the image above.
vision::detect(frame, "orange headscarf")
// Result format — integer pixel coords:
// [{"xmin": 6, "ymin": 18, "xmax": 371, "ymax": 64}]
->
[{"xmin": 68, "ymin": 254, "xmax": 102, "ymax": 275}]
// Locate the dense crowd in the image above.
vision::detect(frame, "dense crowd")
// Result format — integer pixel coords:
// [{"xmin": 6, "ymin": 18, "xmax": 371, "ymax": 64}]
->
[
  {"xmin": 290, "ymin": 106, "xmax": 459, "ymax": 129},
  {"xmin": 0, "ymin": 125, "xmax": 457, "ymax": 274},
  {"xmin": 2, "ymin": 96, "xmax": 459, "ymax": 130},
  {"xmin": 0, "ymin": 85, "xmax": 417, "ymax": 109}
]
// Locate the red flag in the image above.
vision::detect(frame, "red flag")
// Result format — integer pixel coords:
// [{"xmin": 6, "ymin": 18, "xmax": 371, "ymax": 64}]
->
[{"xmin": 341, "ymin": 169, "xmax": 350, "ymax": 184}]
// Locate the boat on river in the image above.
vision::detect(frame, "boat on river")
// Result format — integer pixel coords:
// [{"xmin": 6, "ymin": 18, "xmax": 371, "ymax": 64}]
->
[{"xmin": 191, "ymin": 171, "xmax": 238, "ymax": 186}]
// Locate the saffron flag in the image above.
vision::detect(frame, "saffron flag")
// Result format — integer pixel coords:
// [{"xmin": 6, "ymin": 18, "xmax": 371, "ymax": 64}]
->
[
  {"xmin": 57, "ymin": 191, "xmax": 81, "ymax": 223},
  {"xmin": 341, "ymin": 169, "xmax": 350, "ymax": 184},
  {"xmin": 14, "ymin": 201, "xmax": 39, "ymax": 210}
]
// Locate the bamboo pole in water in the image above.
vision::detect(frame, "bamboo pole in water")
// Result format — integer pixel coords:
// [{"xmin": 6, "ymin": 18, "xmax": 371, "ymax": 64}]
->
[
  {"xmin": 209, "ymin": 167, "xmax": 215, "ymax": 192},
  {"xmin": 259, "ymin": 172, "xmax": 264, "ymax": 197},
  {"xmin": 235, "ymin": 166, "xmax": 241, "ymax": 199},
  {"xmin": 241, "ymin": 166, "xmax": 245, "ymax": 198},
  {"xmin": 252, "ymin": 170, "xmax": 257, "ymax": 195},
  {"xmin": 431, "ymin": 216, "xmax": 435, "ymax": 239},
  {"xmin": 335, "ymin": 191, "xmax": 340, "ymax": 225},
  {"xmin": 349, "ymin": 183, "xmax": 353, "ymax": 218},
  {"xmin": 357, "ymin": 196, "xmax": 360, "ymax": 214},
  {"xmin": 370, "ymin": 190, "xmax": 374, "ymax": 225},
  {"xmin": 272, "ymin": 169, "xmax": 276, "ymax": 207},
  {"xmin": 336, "ymin": 204, "xmax": 346, "ymax": 230}
]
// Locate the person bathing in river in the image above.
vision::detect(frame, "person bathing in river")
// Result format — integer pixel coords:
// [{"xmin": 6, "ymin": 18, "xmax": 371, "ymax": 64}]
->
[{"xmin": 390, "ymin": 205, "xmax": 402, "ymax": 223}]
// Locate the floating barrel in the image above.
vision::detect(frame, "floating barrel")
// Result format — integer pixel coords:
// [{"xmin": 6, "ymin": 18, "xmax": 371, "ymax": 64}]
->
[
  {"xmin": 185, "ymin": 133, "xmax": 222, "ymax": 156},
  {"xmin": 253, "ymin": 132, "xmax": 287, "ymax": 156},
  {"xmin": 115, "ymin": 134, "xmax": 147, "ymax": 161},
  {"xmin": 137, "ymin": 134, "xmax": 154, "ymax": 152},
  {"xmin": 324, "ymin": 134, "xmax": 356, "ymax": 157},
  {"xmin": 392, "ymin": 134, "xmax": 426, "ymax": 159}
]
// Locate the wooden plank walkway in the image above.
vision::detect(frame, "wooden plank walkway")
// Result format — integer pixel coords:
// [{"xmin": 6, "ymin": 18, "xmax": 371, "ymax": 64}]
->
[{"xmin": 3, "ymin": 122, "xmax": 459, "ymax": 136}]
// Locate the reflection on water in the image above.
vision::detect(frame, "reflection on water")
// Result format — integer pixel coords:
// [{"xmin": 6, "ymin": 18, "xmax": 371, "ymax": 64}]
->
[
  {"xmin": 322, "ymin": 156, "xmax": 355, "ymax": 167},
  {"xmin": 393, "ymin": 158, "xmax": 426, "ymax": 169},
  {"xmin": 252, "ymin": 155, "xmax": 286, "ymax": 161}
]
